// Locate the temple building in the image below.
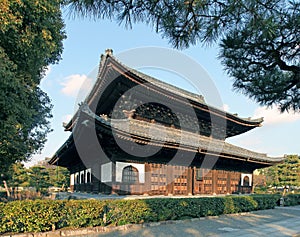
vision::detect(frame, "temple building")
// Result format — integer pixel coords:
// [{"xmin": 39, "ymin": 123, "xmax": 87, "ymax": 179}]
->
[{"xmin": 49, "ymin": 49, "xmax": 284, "ymax": 195}]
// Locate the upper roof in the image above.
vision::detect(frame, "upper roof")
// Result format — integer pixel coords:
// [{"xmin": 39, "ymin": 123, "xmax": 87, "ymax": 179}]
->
[{"xmin": 64, "ymin": 49, "xmax": 263, "ymax": 138}]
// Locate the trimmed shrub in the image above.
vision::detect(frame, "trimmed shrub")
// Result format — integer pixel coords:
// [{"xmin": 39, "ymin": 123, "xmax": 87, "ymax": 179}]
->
[
  {"xmin": 0, "ymin": 200, "xmax": 63, "ymax": 233},
  {"xmin": 252, "ymin": 194, "xmax": 280, "ymax": 210},
  {"xmin": 62, "ymin": 200, "xmax": 107, "ymax": 228},
  {"xmin": 283, "ymin": 194, "xmax": 300, "ymax": 206},
  {"xmin": 0, "ymin": 194, "xmax": 280, "ymax": 234}
]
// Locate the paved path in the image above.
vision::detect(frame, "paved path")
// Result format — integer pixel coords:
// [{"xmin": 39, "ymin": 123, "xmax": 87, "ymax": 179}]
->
[{"xmin": 89, "ymin": 206, "xmax": 300, "ymax": 237}]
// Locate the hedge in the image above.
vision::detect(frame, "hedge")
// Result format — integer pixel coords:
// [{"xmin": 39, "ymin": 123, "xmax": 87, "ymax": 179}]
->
[
  {"xmin": 0, "ymin": 194, "xmax": 282, "ymax": 234},
  {"xmin": 282, "ymin": 194, "xmax": 300, "ymax": 206}
]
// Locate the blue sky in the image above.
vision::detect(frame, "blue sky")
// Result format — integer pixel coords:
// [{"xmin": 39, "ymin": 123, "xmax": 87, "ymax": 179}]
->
[{"xmin": 27, "ymin": 11, "xmax": 300, "ymax": 166}]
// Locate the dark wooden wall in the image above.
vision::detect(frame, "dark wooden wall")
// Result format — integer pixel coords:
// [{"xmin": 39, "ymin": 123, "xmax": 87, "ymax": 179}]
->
[{"xmin": 70, "ymin": 162, "xmax": 251, "ymax": 195}]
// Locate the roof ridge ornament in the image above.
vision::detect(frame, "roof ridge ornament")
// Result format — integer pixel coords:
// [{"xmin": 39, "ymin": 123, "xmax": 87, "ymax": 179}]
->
[{"xmin": 105, "ymin": 48, "xmax": 113, "ymax": 55}]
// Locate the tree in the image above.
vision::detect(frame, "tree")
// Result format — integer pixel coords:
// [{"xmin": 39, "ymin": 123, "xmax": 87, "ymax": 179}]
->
[
  {"xmin": 220, "ymin": 1, "xmax": 300, "ymax": 112},
  {"xmin": 48, "ymin": 166, "xmax": 70, "ymax": 188},
  {"xmin": 65, "ymin": 0, "xmax": 300, "ymax": 112},
  {"xmin": 261, "ymin": 155, "xmax": 300, "ymax": 187},
  {"xmin": 6, "ymin": 163, "xmax": 29, "ymax": 189},
  {"xmin": 2, "ymin": 162, "xmax": 70, "ymax": 195},
  {"xmin": 28, "ymin": 166, "xmax": 50, "ymax": 193},
  {"xmin": 27, "ymin": 165, "xmax": 69, "ymax": 192},
  {"xmin": 0, "ymin": 0, "xmax": 66, "ymax": 171}
]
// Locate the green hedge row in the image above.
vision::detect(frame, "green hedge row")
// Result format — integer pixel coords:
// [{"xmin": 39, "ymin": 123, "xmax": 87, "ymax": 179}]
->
[
  {"xmin": 0, "ymin": 194, "xmax": 281, "ymax": 234},
  {"xmin": 282, "ymin": 194, "xmax": 300, "ymax": 206}
]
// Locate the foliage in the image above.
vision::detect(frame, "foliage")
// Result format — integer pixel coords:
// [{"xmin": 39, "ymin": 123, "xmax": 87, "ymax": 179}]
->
[
  {"xmin": 219, "ymin": 1, "xmax": 300, "ymax": 112},
  {"xmin": 0, "ymin": 195, "xmax": 280, "ymax": 234},
  {"xmin": 260, "ymin": 155, "xmax": 300, "ymax": 187},
  {"xmin": 65, "ymin": 0, "xmax": 300, "ymax": 111},
  {"xmin": 0, "ymin": 0, "xmax": 65, "ymax": 172},
  {"xmin": 2, "ymin": 163, "xmax": 70, "ymax": 195},
  {"xmin": 27, "ymin": 165, "xmax": 69, "ymax": 192},
  {"xmin": 282, "ymin": 194, "xmax": 300, "ymax": 206},
  {"xmin": 63, "ymin": 200, "xmax": 107, "ymax": 227},
  {"xmin": 28, "ymin": 166, "xmax": 51, "ymax": 193},
  {"xmin": 48, "ymin": 166, "xmax": 70, "ymax": 188},
  {"xmin": 0, "ymin": 200, "xmax": 64, "ymax": 233},
  {"xmin": 6, "ymin": 163, "xmax": 29, "ymax": 188}
]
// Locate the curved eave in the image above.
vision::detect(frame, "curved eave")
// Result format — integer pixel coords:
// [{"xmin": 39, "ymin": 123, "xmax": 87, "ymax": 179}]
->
[
  {"xmin": 50, "ymin": 105, "xmax": 283, "ymax": 169},
  {"xmin": 48, "ymin": 134, "xmax": 74, "ymax": 166},
  {"xmin": 81, "ymin": 105, "xmax": 284, "ymax": 166}
]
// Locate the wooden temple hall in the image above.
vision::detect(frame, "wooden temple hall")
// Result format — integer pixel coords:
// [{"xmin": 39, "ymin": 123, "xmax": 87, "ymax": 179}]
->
[{"xmin": 49, "ymin": 49, "xmax": 283, "ymax": 195}]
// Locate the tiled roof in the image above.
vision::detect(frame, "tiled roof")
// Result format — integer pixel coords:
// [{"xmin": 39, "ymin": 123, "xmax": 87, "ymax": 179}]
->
[
  {"xmin": 81, "ymin": 104, "xmax": 283, "ymax": 164},
  {"xmin": 102, "ymin": 51, "xmax": 263, "ymax": 125}
]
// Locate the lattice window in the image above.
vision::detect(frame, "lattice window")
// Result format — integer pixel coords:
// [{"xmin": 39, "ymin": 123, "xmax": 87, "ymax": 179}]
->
[
  {"xmin": 173, "ymin": 166, "xmax": 188, "ymax": 194},
  {"xmin": 150, "ymin": 164, "xmax": 167, "ymax": 194},
  {"xmin": 196, "ymin": 168, "xmax": 204, "ymax": 181},
  {"xmin": 122, "ymin": 166, "xmax": 139, "ymax": 183}
]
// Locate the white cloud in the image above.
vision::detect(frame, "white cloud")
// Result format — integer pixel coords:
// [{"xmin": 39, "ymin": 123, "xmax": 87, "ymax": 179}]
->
[
  {"xmin": 253, "ymin": 106, "xmax": 300, "ymax": 125},
  {"xmin": 62, "ymin": 114, "xmax": 72, "ymax": 123},
  {"xmin": 223, "ymin": 104, "xmax": 229, "ymax": 112},
  {"xmin": 60, "ymin": 74, "xmax": 93, "ymax": 97}
]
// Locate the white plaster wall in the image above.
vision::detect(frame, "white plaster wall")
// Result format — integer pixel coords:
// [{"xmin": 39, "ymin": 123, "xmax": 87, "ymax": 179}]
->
[
  {"xmin": 70, "ymin": 174, "xmax": 75, "ymax": 185},
  {"xmin": 80, "ymin": 171, "xmax": 85, "ymax": 184},
  {"xmin": 74, "ymin": 172, "xmax": 79, "ymax": 184},
  {"xmin": 115, "ymin": 162, "xmax": 145, "ymax": 183},
  {"xmin": 101, "ymin": 162, "xmax": 112, "ymax": 182}
]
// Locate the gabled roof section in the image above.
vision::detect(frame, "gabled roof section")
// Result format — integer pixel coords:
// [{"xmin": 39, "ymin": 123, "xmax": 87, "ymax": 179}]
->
[{"xmin": 64, "ymin": 49, "xmax": 264, "ymax": 135}]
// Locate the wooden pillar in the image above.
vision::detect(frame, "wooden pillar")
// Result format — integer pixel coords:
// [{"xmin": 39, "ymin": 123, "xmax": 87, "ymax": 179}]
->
[
  {"xmin": 201, "ymin": 169, "xmax": 205, "ymax": 194},
  {"xmin": 187, "ymin": 167, "xmax": 194, "ymax": 195},
  {"xmin": 144, "ymin": 163, "xmax": 151, "ymax": 194},
  {"xmin": 166, "ymin": 165, "xmax": 173, "ymax": 195},
  {"xmin": 212, "ymin": 169, "xmax": 217, "ymax": 194},
  {"xmin": 251, "ymin": 172, "xmax": 255, "ymax": 193},
  {"xmin": 227, "ymin": 171, "xmax": 231, "ymax": 194}
]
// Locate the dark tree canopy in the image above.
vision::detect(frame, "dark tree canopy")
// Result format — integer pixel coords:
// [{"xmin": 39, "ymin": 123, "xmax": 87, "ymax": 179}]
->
[
  {"xmin": 220, "ymin": 1, "xmax": 300, "ymax": 112},
  {"xmin": 0, "ymin": 0, "xmax": 65, "ymax": 171},
  {"xmin": 65, "ymin": 0, "xmax": 300, "ymax": 112}
]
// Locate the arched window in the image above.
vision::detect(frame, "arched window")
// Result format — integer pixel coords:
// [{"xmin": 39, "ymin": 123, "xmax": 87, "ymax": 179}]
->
[
  {"xmin": 86, "ymin": 171, "xmax": 91, "ymax": 183},
  {"xmin": 80, "ymin": 173, "xmax": 84, "ymax": 184},
  {"xmin": 243, "ymin": 176, "xmax": 250, "ymax": 186},
  {"xmin": 122, "ymin": 166, "xmax": 139, "ymax": 183},
  {"xmin": 76, "ymin": 174, "xmax": 80, "ymax": 184}
]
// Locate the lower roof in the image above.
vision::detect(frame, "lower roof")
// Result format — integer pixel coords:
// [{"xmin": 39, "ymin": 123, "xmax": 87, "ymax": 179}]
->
[{"xmin": 49, "ymin": 104, "xmax": 284, "ymax": 167}]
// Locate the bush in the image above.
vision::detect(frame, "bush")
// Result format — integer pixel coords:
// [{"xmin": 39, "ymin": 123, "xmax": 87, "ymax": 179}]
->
[
  {"xmin": 0, "ymin": 200, "xmax": 64, "ymax": 233},
  {"xmin": 282, "ymin": 194, "xmax": 300, "ymax": 206},
  {"xmin": 0, "ymin": 194, "xmax": 279, "ymax": 234}
]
